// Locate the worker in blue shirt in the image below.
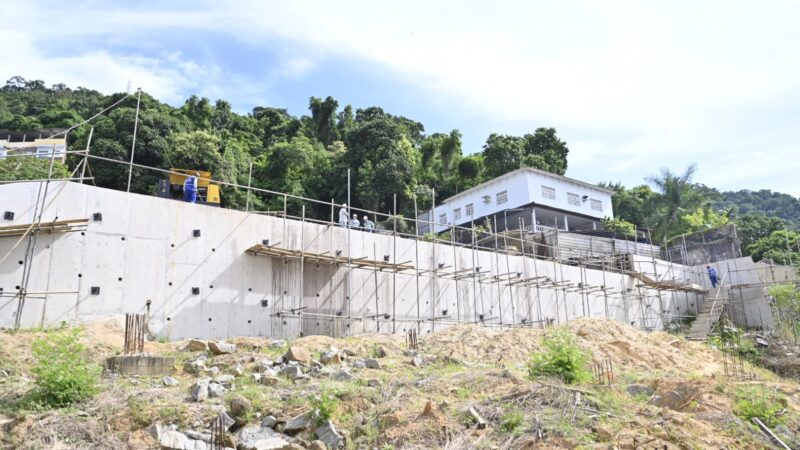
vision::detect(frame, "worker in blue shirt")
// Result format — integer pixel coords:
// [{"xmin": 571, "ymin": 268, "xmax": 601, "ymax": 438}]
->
[
  {"xmin": 183, "ymin": 172, "xmax": 199, "ymax": 203},
  {"xmin": 363, "ymin": 215, "xmax": 375, "ymax": 233},
  {"xmin": 350, "ymin": 213, "xmax": 361, "ymax": 229},
  {"xmin": 706, "ymin": 265, "xmax": 718, "ymax": 288}
]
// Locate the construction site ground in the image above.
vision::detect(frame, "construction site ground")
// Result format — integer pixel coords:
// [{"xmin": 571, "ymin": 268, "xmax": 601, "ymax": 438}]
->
[{"xmin": 1, "ymin": 317, "xmax": 799, "ymax": 449}]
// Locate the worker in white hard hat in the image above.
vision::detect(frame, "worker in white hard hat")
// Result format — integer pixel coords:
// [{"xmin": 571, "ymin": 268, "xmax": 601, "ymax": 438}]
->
[
  {"xmin": 338, "ymin": 203, "xmax": 349, "ymax": 227},
  {"xmin": 350, "ymin": 213, "xmax": 361, "ymax": 229},
  {"xmin": 363, "ymin": 215, "xmax": 375, "ymax": 233}
]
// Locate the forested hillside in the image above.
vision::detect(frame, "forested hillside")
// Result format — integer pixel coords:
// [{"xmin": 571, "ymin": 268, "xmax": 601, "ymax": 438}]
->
[
  {"xmin": 713, "ymin": 189, "xmax": 800, "ymax": 230},
  {"xmin": 1, "ymin": 76, "xmax": 798, "ymax": 263},
  {"xmin": 0, "ymin": 76, "xmax": 568, "ymax": 222}
]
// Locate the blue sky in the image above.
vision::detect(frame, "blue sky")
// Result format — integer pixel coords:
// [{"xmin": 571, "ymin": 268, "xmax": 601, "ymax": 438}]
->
[{"xmin": 5, "ymin": 1, "xmax": 800, "ymax": 196}]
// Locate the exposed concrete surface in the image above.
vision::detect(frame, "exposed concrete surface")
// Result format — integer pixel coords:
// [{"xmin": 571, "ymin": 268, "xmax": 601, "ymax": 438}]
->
[
  {"xmin": 106, "ymin": 354, "xmax": 175, "ymax": 375},
  {"xmin": 0, "ymin": 181, "xmax": 756, "ymax": 339}
]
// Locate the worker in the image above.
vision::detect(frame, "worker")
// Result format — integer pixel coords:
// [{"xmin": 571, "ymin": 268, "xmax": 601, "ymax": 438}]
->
[
  {"xmin": 363, "ymin": 215, "xmax": 375, "ymax": 233},
  {"xmin": 183, "ymin": 172, "xmax": 199, "ymax": 203},
  {"xmin": 338, "ymin": 203, "xmax": 349, "ymax": 227},
  {"xmin": 706, "ymin": 265, "xmax": 718, "ymax": 288},
  {"xmin": 350, "ymin": 213, "xmax": 361, "ymax": 229}
]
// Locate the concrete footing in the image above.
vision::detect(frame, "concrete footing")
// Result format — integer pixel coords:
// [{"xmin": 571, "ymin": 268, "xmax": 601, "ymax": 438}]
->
[{"xmin": 106, "ymin": 354, "xmax": 175, "ymax": 375}]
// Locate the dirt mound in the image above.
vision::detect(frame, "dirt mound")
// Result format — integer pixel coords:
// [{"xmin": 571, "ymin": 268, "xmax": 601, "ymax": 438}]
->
[{"xmin": 422, "ymin": 318, "xmax": 723, "ymax": 377}]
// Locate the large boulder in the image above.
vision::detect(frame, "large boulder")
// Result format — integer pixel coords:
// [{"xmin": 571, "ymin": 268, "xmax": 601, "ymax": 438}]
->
[
  {"xmin": 209, "ymin": 341, "xmax": 237, "ymax": 355},
  {"xmin": 284, "ymin": 347, "xmax": 311, "ymax": 364}
]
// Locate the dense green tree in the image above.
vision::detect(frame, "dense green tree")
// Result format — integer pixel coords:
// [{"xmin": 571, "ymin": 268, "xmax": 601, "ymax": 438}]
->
[
  {"xmin": 714, "ymin": 189, "xmax": 800, "ymax": 230},
  {"xmin": 308, "ymin": 96, "xmax": 340, "ymax": 146},
  {"xmin": 482, "ymin": 134, "xmax": 524, "ymax": 179},
  {"xmin": 736, "ymin": 213, "xmax": 787, "ymax": 254},
  {"xmin": 681, "ymin": 207, "xmax": 731, "ymax": 233},
  {"xmin": 601, "ymin": 183, "xmax": 658, "ymax": 228},
  {"xmin": 748, "ymin": 230, "xmax": 800, "ymax": 264},
  {"xmin": 646, "ymin": 165, "xmax": 706, "ymax": 240},
  {"xmin": 522, "ymin": 127, "xmax": 569, "ymax": 175},
  {"xmin": 0, "ymin": 157, "xmax": 70, "ymax": 181}
]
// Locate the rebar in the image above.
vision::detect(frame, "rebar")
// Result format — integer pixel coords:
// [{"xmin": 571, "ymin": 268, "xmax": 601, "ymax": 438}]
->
[
  {"xmin": 124, "ymin": 313, "xmax": 145, "ymax": 354},
  {"xmin": 210, "ymin": 413, "xmax": 226, "ymax": 450}
]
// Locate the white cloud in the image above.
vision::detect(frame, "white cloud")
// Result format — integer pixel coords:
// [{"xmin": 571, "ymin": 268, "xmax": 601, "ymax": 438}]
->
[{"xmin": 4, "ymin": 0, "xmax": 800, "ymax": 194}]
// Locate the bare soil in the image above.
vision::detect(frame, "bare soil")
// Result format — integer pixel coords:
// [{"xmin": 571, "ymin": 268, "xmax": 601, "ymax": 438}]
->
[{"xmin": 0, "ymin": 317, "xmax": 798, "ymax": 449}]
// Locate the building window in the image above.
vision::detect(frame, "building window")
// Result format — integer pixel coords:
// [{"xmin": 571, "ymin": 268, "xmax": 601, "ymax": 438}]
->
[
  {"xmin": 590, "ymin": 199, "xmax": 603, "ymax": 211},
  {"xmin": 496, "ymin": 190, "xmax": 508, "ymax": 205},
  {"xmin": 439, "ymin": 213, "xmax": 447, "ymax": 224},
  {"xmin": 453, "ymin": 208, "xmax": 461, "ymax": 221},
  {"xmin": 465, "ymin": 203, "xmax": 474, "ymax": 216},
  {"xmin": 567, "ymin": 192, "xmax": 580, "ymax": 206},
  {"xmin": 542, "ymin": 186, "xmax": 556, "ymax": 200}
]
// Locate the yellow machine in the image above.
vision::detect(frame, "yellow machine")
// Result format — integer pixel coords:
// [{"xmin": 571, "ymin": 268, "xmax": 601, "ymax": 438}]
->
[{"xmin": 157, "ymin": 169, "xmax": 221, "ymax": 206}]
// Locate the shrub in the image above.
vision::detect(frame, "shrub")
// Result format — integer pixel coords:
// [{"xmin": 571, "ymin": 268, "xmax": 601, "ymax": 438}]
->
[
  {"xmin": 314, "ymin": 389, "xmax": 339, "ymax": 425},
  {"xmin": 500, "ymin": 410, "xmax": 525, "ymax": 435},
  {"xmin": 30, "ymin": 329, "xmax": 101, "ymax": 407},
  {"xmin": 527, "ymin": 327, "xmax": 591, "ymax": 384},
  {"xmin": 734, "ymin": 385, "xmax": 786, "ymax": 427}
]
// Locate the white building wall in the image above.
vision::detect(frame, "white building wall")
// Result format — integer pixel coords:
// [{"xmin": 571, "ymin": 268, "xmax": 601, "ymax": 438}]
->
[
  {"xmin": 0, "ymin": 181, "xmax": 697, "ymax": 340},
  {"xmin": 425, "ymin": 168, "xmax": 613, "ymax": 233}
]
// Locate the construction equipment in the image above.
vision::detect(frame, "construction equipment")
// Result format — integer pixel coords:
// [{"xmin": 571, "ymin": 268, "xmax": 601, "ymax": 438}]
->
[{"xmin": 156, "ymin": 169, "xmax": 220, "ymax": 206}]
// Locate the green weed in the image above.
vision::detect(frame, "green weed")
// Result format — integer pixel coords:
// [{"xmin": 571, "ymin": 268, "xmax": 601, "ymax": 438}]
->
[
  {"xmin": 734, "ymin": 385, "xmax": 786, "ymax": 427},
  {"xmin": 527, "ymin": 327, "xmax": 591, "ymax": 384},
  {"xmin": 30, "ymin": 329, "xmax": 101, "ymax": 408}
]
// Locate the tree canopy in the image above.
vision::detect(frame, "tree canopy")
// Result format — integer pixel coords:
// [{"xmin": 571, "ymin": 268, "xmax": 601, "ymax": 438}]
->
[{"xmin": 2, "ymin": 75, "xmax": 797, "ymax": 261}]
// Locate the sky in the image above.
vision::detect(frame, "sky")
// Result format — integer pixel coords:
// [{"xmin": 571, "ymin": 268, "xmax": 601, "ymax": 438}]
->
[{"xmin": 4, "ymin": 1, "xmax": 800, "ymax": 195}]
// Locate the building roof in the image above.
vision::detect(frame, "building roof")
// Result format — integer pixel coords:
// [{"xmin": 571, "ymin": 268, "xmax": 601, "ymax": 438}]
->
[
  {"xmin": 0, "ymin": 129, "xmax": 68, "ymax": 142},
  {"xmin": 440, "ymin": 167, "xmax": 615, "ymax": 205}
]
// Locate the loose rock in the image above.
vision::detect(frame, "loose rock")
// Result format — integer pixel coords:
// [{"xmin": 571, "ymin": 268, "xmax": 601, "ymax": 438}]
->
[
  {"xmin": 185, "ymin": 339, "xmax": 208, "ymax": 352},
  {"xmin": 236, "ymin": 425, "xmax": 290, "ymax": 450},
  {"xmin": 285, "ymin": 346, "xmax": 312, "ymax": 364},
  {"xmin": 191, "ymin": 379, "xmax": 210, "ymax": 402},
  {"xmin": 279, "ymin": 366, "xmax": 303, "ymax": 380},
  {"xmin": 208, "ymin": 382, "xmax": 226, "ymax": 398},
  {"xmin": 283, "ymin": 412, "xmax": 314, "ymax": 434},
  {"xmin": 363, "ymin": 358, "xmax": 380, "ymax": 369},
  {"xmin": 315, "ymin": 420, "xmax": 344, "ymax": 448},
  {"xmin": 163, "ymin": 376, "xmax": 180, "ymax": 386},
  {"xmin": 320, "ymin": 350, "xmax": 341, "ymax": 365},
  {"xmin": 260, "ymin": 375, "xmax": 280, "ymax": 386},
  {"xmin": 230, "ymin": 394, "xmax": 253, "ymax": 420},
  {"xmin": 332, "ymin": 370, "xmax": 354, "ymax": 382},
  {"xmin": 209, "ymin": 341, "xmax": 237, "ymax": 355},
  {"xmin": 184, "ymin": 357, "xmax": 207, "ymax": 374},
  {"xmin": 261, "ymin": 415, "xmax": 279, "ymax": 428},
  {"xmin": 308, "ymin": 440, "xmax": 327, "ymax": 450}
]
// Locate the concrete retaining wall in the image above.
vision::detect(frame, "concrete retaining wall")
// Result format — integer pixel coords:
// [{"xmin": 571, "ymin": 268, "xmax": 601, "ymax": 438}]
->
[{"xmin": 0, "ymin": 181, "xmax": 713, "ymax": 340}]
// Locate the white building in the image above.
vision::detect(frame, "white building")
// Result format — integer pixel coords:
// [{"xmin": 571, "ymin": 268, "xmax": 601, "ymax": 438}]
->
[
  {"xmin": 0, "ymin": 130, "xmax": 68, "ymax": 163},
  {"xmin": 418, "ymin": 167, "xmax": 614, "ymax": 235}
]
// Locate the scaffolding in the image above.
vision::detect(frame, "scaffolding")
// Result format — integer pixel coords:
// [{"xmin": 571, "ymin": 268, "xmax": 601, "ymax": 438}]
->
[{"xmin": 3, "ymin": 96, "xmax": 796, "ymax": 338}]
